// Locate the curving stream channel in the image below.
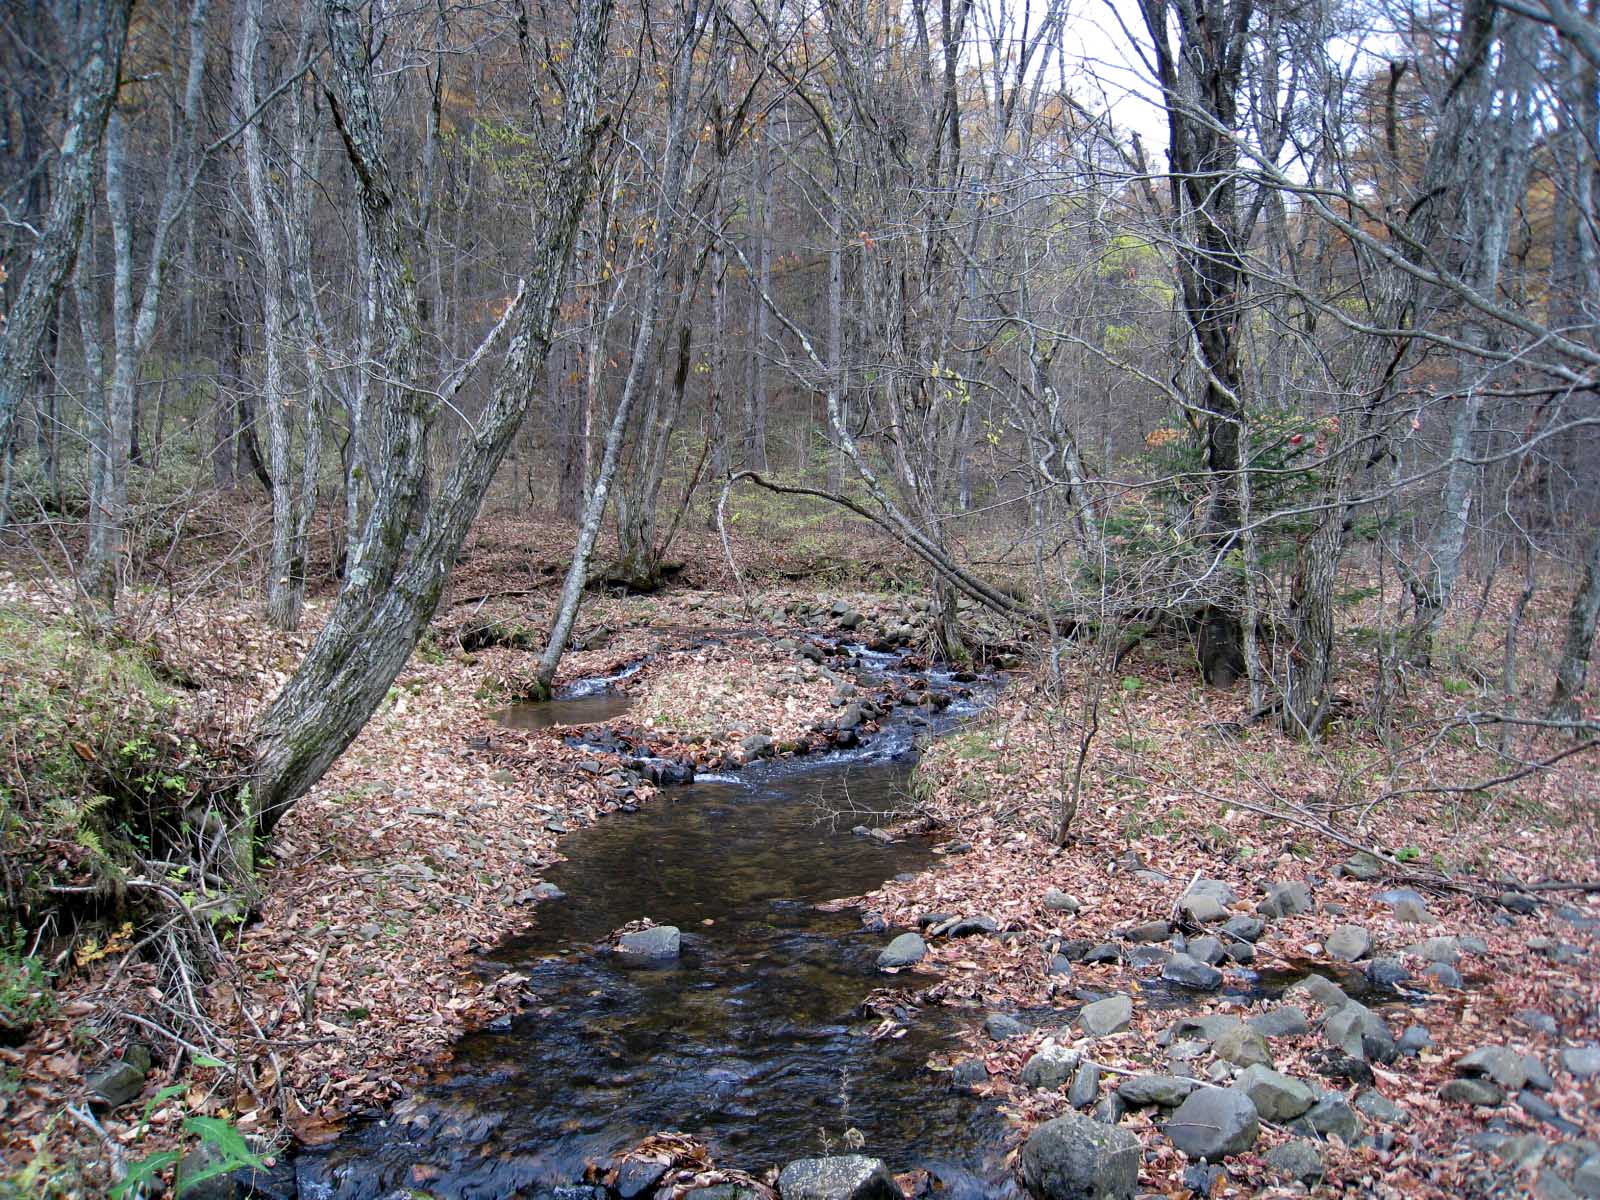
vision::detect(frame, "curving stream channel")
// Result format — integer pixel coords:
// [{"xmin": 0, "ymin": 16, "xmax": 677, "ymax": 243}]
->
[{"xmin": 296, "ymin": 648, "xmax": 1018, "ymax": 1200}]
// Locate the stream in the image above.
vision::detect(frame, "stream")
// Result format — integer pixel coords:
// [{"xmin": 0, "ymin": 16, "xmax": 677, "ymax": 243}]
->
[{"xmin": 296, "ymin": 647, "xmax": 1017, "ymax": 1200}]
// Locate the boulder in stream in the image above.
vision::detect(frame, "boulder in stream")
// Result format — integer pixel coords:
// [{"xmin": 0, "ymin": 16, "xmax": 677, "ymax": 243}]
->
[
  {"xmin": 617, "ymin": 925, "xmax": 681, "ymax": 961},
  {"xmin": 777, "ymin": 1156, "xmax": 899, "ymax": 1200},
  {"xmin": 876, "ymin": 932, "xmax": 926, "ymax": 970}
]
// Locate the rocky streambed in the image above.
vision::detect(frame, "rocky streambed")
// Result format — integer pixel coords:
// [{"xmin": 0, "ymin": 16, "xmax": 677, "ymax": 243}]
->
[{"xmin": 290, "ymin": 646, "xmax": 1019, "ymax": 1200}]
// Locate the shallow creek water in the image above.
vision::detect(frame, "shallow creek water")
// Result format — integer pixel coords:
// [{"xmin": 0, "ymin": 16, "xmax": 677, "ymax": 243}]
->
[{"xmin": 297, "ymin": 651, "xmax": 1017, "ymax": 1200}]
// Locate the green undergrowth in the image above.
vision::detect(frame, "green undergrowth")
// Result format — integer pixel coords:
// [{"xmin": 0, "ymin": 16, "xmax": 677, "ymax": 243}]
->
[{"xmin": 0, "ymin": 605, "xmax": 250, "ymax": 975}]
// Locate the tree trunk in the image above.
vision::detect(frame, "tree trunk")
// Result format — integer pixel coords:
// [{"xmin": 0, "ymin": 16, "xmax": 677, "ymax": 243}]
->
[
  {"xmin": 1550, "ymin": 523, "xmax": 1600, "ymax": 724},
  {"xmin": 532, "ymin": 0, "xmax": 706, "ymax": 695},
  {"xmin": 81, "ymin": 0, "xmax": 212, "ymax": 608},
  {"xmin": 0, "ymin": 0, "xmax": 131, "ymax": 456},
  {"xmin": 743, "ymin": 120, "xmax": 771, "ymax": 471},
  {"xmin": 251, "ymin": 0, "xmax": 614, "ymax": 833}
]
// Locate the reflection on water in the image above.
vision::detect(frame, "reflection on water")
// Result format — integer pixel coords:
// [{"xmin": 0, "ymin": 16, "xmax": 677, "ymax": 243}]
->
[{"xmin": 494, "ymin": 691, "xmax": 636, "ymax": 730}]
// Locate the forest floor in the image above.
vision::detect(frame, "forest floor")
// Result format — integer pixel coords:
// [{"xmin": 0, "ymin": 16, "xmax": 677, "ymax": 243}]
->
[{"xmin": 1, "ymin": 507, "xmax": 1597, "ymax": 1198}]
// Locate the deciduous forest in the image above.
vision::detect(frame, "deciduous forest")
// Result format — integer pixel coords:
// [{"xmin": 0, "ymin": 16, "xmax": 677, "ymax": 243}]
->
[{"xmin": 1, "ymin": 0, "xmax": 1598, "ymax": 1195}]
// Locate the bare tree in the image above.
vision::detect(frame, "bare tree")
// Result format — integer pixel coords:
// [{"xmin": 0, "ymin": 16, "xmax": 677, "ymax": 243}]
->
[{"xmin": 250, "ymin": 0, "xmax": 616, "ymax": 832}]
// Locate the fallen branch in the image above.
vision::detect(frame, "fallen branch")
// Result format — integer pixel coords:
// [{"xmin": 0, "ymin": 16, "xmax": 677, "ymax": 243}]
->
[{"xmin": 1367, "ymin": 739, "xmax": 1598, "ymax": 805}]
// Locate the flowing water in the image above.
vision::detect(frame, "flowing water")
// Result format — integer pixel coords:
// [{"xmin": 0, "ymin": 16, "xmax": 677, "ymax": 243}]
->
[{"xmin": 296, "ymin": 650, "xmax": 1016, "ymax": 1200}]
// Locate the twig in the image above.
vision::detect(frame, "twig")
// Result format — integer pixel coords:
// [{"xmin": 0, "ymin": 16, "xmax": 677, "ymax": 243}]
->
[
  {"xmin": 1367, "ymin": 739, "xmax": 1598, "ymax": 806},
  {"xmin": 301, "ymin": 942, "xmax": 332, "ymax": 1023},
  {"xmin": 65, "ymin": 1103, "xmax": 127, "ymax": 1185}
]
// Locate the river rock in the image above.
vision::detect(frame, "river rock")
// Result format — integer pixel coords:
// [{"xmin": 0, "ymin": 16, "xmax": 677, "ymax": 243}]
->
[
  {"xmin": 1069, "ymin": 1062, "xmax": 1101, "ymax": 1109},
  {"xmin": 1117, "ymin": 1075, "xmax": 1197, "ymax": 1108},
  {"xmin": 777, "ymin": 1156, "xmax": 899, "ymax": 1200},
  {"xmin": 1235, "ymin": 1064, "xmax": 1315, "ymax": 1121},
  {"xmin": 835, "ymin": 702, "xmax": 864, "ymax": 731},
  {"xmin": 1525, "ymin": 1055, "xmax": 1556, "ymax": 1091},
  {"xmin": 1325, "ymin": 1002, "xmax": 1396, "ymax": 1062},
  {"xmin": 1221, "ymin": 916, "xmax": 1265, "ymax": 943},
  {"xmin": 1440, "ymin": 1078, "xmax": 1505, "ymax": 1106},
  {"xmin": 1078, "ymin": 994, "xmax": 1133, "ymax": 1037},
  {"xmin": 1404, "ymin": 936, "xmax": 1460, "ymax": 964},
  {"xmin": 1222, "ymin": 940, "xmax": 1255, "ymax": 964},
  {"xmin": 1499, "ymin": 890, "xmax": 1540, "ymax": 915},
  {"xmin": 1339, "ymin": 852, "xmax": 1385, "ymax": 881},
  {"xmin": 1573, "ymin": 1155, "xmax": 1600, "ymax": 1197},
  {"xmin": 1517, "ymin": 1009, "xmax": 1560, "ymax": 1036},
  {"xmin": 1165, "ymin": 1087, "xmax": 1259, "ymax": 1160},
  {"xmin": 1126, "ymin": 920, "xmax": 1171, "ymax": 943},
  {"xmin": 1188, "ymin": 936, "xmax": 1224, "ymax": 965},
  {"xmin": 85, "ymin": 1044, "xmax": 152, "ymax": 1111},
  {"xmin": 1179, "ymin": 894, "xmax": 1229, "ymax": 924},
  {"xmin": 1424, "ymin": 962, "xmax": 1463, "ymax": 989},
  {"xmin": 1392, "ymin": 897, "xmax": 1434, "ymax": 924},
  {"xmin": 950, "ymin": 1059, "xmax": 988, "ymax": 1088},
  {"xmin": 876, "ymin": 932, "xmax": 926, "ymax": 969},
  {"xmin": 1457, "ymin": 1046, "xmax": 1530, "ymax": 1090},
  {"xmin": 1082, "ymin": 943, "xmax": 1121, "ymax": 965},
  {"xmin": 1561, "ymin": 1047, "xmax": 1600, "ymax": 1079},
  {"xmin": 1365, "ymin": 957, "xmax": 1411, "ymax": 989},
  {"xmin": 1286, "ymin": 974, "xmax": 1349, "ymax": 1012},
  {"xmin": 986, "ymin": 1013, "xmax": 1027, "ymax": 1041},
  {"xmin": 1020, "ymin": 1042, "xmax": 1083, "ymax": 1090},
  {"xmin": 174, "ymin": 1140, "xmax": 238, "ymax": 1200},
  {"xmin": 1259, "ymin": 881, "xmax": 1314, "ymax": 919},
  {"xmin": 616, "ymin": 1159, "xmax": 672, "ymax": 1198},
  {"xmin": 1265, "ymin": 1139, "xmax": 1325, "ymax": 1185},
  {"xmin": 740, "ymin": 733, "xmax": 774, "ymax": 759},
  {"xmin": 1186, "ymin": 879, "xmax": 1240, "ymax": 908},
  {"xmin": 1044, "ymin": 890, "xmax": 1082, "ymax": 914},
  {"xmin": 1291, "ymin": 1093, "xmax": 1360, "ymax": 1142},
  {"xmin": 618, "ymin": 925, "xmax": 681, "ymax": 960},
  {"xmin": 1214, "ymin": 1025, "xmax": 1274, "ymax": 1068},
  {"xmin": 946, "ymin": 915, "xmax": 1001, "ymax": 938},
  {"xmin": 1247, "ymin": 1006, "xmax": 1310, "ymax": 1039},
  {"xmin": 1354, "ymin": 1088, "xmax": 1411, "ymax": 1126},
  {"xmin": 1162, "ymin": 953, "xmax": 1222, "ymax": 990},
  {"xmin": 1327, "ymin": 925, "xmax": 1372, "ymax": 962},
  {"xmin": 1167, "ymin": 1013, "xmax": 1242, "ymax": 1044},
  {"xmin": 1019, "ymin": 1112, "xmax": 1141, "ymax": 1200}
]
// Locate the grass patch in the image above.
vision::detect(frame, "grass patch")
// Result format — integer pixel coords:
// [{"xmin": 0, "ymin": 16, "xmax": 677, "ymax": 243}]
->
[{"xmin": 0, "ymin": 605, "xmax": 250, "ymax": 946}]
